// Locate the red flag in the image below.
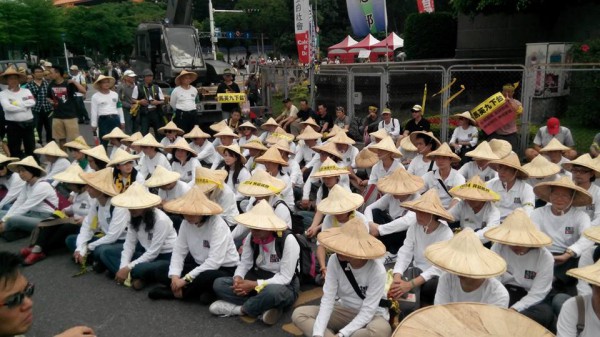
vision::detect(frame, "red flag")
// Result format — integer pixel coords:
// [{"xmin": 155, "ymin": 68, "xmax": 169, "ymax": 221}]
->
[{"xmin": 417, "ymin": 0, "xmax": 435, "ymax": 13}]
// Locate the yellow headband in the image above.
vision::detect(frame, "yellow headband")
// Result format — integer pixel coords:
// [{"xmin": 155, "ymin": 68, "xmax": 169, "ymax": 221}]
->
[
  {"xmin": 195, "ymin": 177, "xmax": 223, "ymax": 189},
  {"xmin": 241, "ymin": 180, "xmax": 282, "ymax": 194}
]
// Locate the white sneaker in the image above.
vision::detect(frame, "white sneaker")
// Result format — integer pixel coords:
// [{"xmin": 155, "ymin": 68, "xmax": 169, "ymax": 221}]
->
[
  {"xmin": 261, "ymin": 308, "xmax": 282, "ymax": 325},
  {"xmin": 209, "ymin": 300, "xmax": 242, "ymax": 317},
  {"xmin": 383, "ymin": 252, "xmax": 397, "ymax": 265}
]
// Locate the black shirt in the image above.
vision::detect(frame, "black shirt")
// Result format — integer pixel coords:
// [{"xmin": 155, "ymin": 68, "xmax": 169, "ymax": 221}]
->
[
  {"xmin": 314, "ymin": 112, "xmax": 333, "ymax": 132},
  {"xmin": 47, "ymin": 81, "xmax": 78, "ymax": 119},
  {"xmin": 216, "ymin": 81, "xmax": 240, "ymax": 113},
  {"xmin": 404, "ymin": 117, "xmax": 431, "ymax": 134},
  {"xmin": 362, "ymin": 115, "xmax": 381, "ymax": 133},
  {"xmin": 297, "ymin": 108, "xmax": 316, "ymax": 121}
]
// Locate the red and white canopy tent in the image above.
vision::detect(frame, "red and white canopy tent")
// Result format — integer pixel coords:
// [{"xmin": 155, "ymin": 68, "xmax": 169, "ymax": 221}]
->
[
  {"xmin": 327, "ymin": 36, "xmax": 358, "ymax": 63},
  {"xmin": 347, "ymin": 34, "xmax": 381, "ymax": 62},
  {"xmin": 371, "ymin": 32, "xmax": 404, "ymax": 53}
]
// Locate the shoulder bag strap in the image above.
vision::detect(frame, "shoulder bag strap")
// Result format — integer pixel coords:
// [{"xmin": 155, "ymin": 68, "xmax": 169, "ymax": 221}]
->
[
  {"xmin": 337, "ymin": 256, "xmax": 365, "ymax": 299},
  {"xmin": 576, "ymin": 295, "xmax": 585, "ymax": 334}
]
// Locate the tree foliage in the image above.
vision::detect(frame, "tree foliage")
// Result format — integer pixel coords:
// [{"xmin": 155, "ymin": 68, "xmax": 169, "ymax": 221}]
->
[
  {"xmin": 452, "ymin": 0, "xmax": 597, "ymax": 15},
  {"xmin": 404, "ymin": 12, "xmax": 457, "ymax": 60}
]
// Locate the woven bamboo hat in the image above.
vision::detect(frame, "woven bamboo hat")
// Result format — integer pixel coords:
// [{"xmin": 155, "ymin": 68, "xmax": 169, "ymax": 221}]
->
[
  {"xmin": 426, "ymin": 228, "xmax": 507, "ymax": 278},
  {"xmin": 101, "ymin": 127, "xmax": 129, "ymax": 140},
  {"xmin": 317, "ymin": 217, "xmax": 386, "ymax": 259},
  {"xmin": 533, "ymin": 176, "xmax": 592, "ymax": 207},
  {"xmin": 409, "ymin": 131, "xmax": 441, "ymax": 148},
  {"xmin": 355, "ymin": 148, "xmax": 379, "ymax": 168},
  {"xmin": 238, "ymin": 121, "xmax": 257, "ymax": 130},
  {"xmin": 53, "ymin": 163, "xmax": 86, "ymax": 185},
  {"xmin": 145, "ymin": 165, "xmax": 181, "ymax": 188},
  {"xmin": 81, "ymin": 145, "xmax": 110, "ymax": 164},
  {"xmin": 330, "ymin": 130, "xmax": 356, "ymax": 145},
  {"xmin": 522, "ymin": 155, "xmax": 560, "ymax": 178},
  {"xmin": 426, "ymin": 142, "xmax": 461, "ymax": 162},
  {"xmin": 34, "ymin": 141, "xmax": 68, "ymax": 158},
  {"xmin": 209, "ymin": 120, "xmax": 229, "ymax": 133},
  {"xmin": 401, "ymin": 189, "xmax": 454, "ymax": 222},
  {"xmin": 296, "ymin": 126, "xmax": 323, "ymax": 140},
  {"xmin": 449, "ymin": 176, "xmax": 500, "ymax": 202},
  {"xmin": 132, "ymin": 133, "xmax": 163, "ymax": 148},
  {"xmin": 266, "ymin": 127, "xmax": 294, "ymax": 144},
  {"xmin": 64, "ymin": 136, "xmax": 90, "ymax": 151},
  {"xmin": 122, "ymin": 132, "xmax": 144, "ymax": 143},
  {"xmin": 488, "ymin": 139, "xmax": 512, "ymax": 159},
  {"xmin": 0, "ymin": 153, "xmax": 18, "ymax": 165},
  {"xmin": 392, "ymin": 303, "xmax": 554, "ymax": 337},
  {"xmin": 0, "ymin": 66, "xmax": 26, "ymax": 84},
  {"xmin": 584, "ymin": 225, "xmax": 600, "ymax": 243},
  {"xmin": 217, "ymin": 144, "xmax": 247, "ymax": 164},
  {"xmin": 317, "ymin": 184, "xmax": 364, "ymax": 215},
  {"xmin": 194, "ymin": 166, "xmax": 228, "ymax": 193},
  {"xmin": 93, "ymin": 75, "xmax": 116, "ymax": 90},
  {"xmin": 255, "ymin": 146, "xmax": 288, "ymax": 166},
  {"xmin": 563, "ymin": 153, "xmax": 600, "ymax": 178},
  {"xmin": 158, "ymin": 121, "xmax": 185, "ymax": 135},
  {"xmin": 79, "ymin": 168, "xmax": 118, "ymax": 196},
  {"xmin": 567, "ymin": 260, "xmax": 600, "ymax": 288},
  {"xmin": 240, "ymin": 139, "xmax": 268, "ymax": 152},
  {"xmin": 484, "ymin": 208, "xmax": 552, "ymax": 247},
  {"xmin": 163, "ymin": 185, "xmax": 223, "ymax": 216},
  {"xmin": 369, "ymin": 129, "xmax": 389, "ymax": 142},
  {"xmin": 8, "ymin": 156, "xmax": 46, "ymax": 176},
  {"xmin": 400, "ymin": 136, "xmax": 417, "ymax": 152},
  {"xmin": 108, "ymin": 148, "xmax": 140, "ymax": 167},
  {"xmin": 325, "ymin": 125, "xmax": 348, "ymax": 139},
  {"xmin": 184, "ymin": 125, "xmax": 211, "ymax": 139},
  {"xmin": 300, "ymin": 117, "xmax": 319, "ymax": 128},
  {"xmin": 234, "ymin": 199, "xmax": 288, "ymax": 231},
  {"xmin": 368, "ymin": 136, "xmax": 402, "ymax": 158},
  {"xmin": 312, "ymin": 141, "xmax": 343, "ymax": 160},
  {"xmin": 166, "ymin": 138, "xmax": 198, "ymax": 156},
  {"xmin": 490, "ymin": 152, "xmax": 529, "ymax": 179},
  {"xmin": 174, "ymin": 69, "xmax": 198, "ymax": 86},
  {"xmin": 539, "ymin": 138, "xmax": 570, "ymax": 153},
  {"xmin": 271, "ymin": 138, "xmax": 294, "ymax": 155},
  {"xmin": 311, "ymin": 157, "xmax": 349, "ymax": 178},
  {"xmin": 237, "ymin": 169, "xmax": 286, "ymax": 197},
  {"xmin": 465, "ymin": 141, "xmax": 499, "ymax": 161},
  {"xmin": 111, "ymin": 182, "xmax": 161, "ymax": 209},
  {"xmin": 377, "ymin": 168, "xmax": 424, "ymax": 196},
  {"xmin": 214, "ymin": 126, "xmax": 240, "ymax": 139},
  {"xmin": 451, "ymin": 111, "xmax": 477, "ymax": 125},
  {"xmin": 260, "ymin": 117, "xmax": 279, "ymax": 130}
]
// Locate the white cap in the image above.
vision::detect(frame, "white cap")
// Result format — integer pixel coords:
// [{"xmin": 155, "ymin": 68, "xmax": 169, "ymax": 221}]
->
[
  {"xmin": 411, "ymin": 104, "xmax": 423, "ymax": 112},
  {"xmin": 123, "ymin": 70, "xmax": 137, "ymax": 77},
  {"xmin": 70, "ymin": 65, "xmax": 79, "ymax": 71}
]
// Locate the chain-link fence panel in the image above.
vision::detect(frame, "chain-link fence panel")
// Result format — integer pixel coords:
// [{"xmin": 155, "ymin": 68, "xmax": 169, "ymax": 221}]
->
[
  {"xmin": 258, "ymin": 65, "xmax": 308, "ymax": 110},
  {"xmin": 314, "ymin": 68, "xmax": 350, "ymax": 115}
]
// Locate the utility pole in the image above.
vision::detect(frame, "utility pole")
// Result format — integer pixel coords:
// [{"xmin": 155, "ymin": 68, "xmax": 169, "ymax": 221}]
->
[{"xmin": 209, "ymin": 0, "xmax": 217, "ymax": 60}]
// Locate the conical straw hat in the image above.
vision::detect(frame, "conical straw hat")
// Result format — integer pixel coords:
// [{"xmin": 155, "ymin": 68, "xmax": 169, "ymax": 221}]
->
[
  {"xmin": 465, "ymin": 141, "xmax": 499, "ymax": 161},
  {"xmin": 93, "ymin": 75, "xmax": 116, "ymax": 90},
  {"xmin": 158, "ymin": 121, "xmax": 184, "ymax": 135},
  {"xmin": 234, "ymin": 199, "xmax": 288, "ymax": 231},
  {"xmin": 400, "ymin": 136, "xmax": 417, "ymax": 152},
  {"xmin": 567, "ymin": 260, "xmax": 600, "ymax": 288},
  {"xmin": 79, "ymin": 168, "xmax": 118, "ymax": 196},
  {"xmin": 108, "ymin": 148, "xmax": 140, "ymax": 167},
  {"xmin": 0, "ymin": 66, "xmax": 26, "ymax": 84},
  {"xmin": 296, "ymin": 126, "xmax": 322, "ymax": 140},
  {"xmin": 539, "ymin": 138, "xmax": 571, "ymax": 153},
  {"xmin": 214, "ymin": 126, "xmax": 240, "ymax": 139},
  {"xmin": 132, "ymin": 133, "xmax": 163, "ymax": 148},
  {"xmin": 111, "ymin": 182, "xmax": 161, "ymax": 209},
  {"xmin": 369, "ymin": 128, "xmax": 389, "ymax": 141},
  {"xmin": 272, "ymin": 138, "xmax": 294, "ymax": 154},
  {"xmin": 53, "ymin": 163, "xmax": 86, "ymax": 185},
  {"xmin": 163, "ymin": 185, "xmax": 223, "ymax": 216},
  {"xmin": 401, "ymin": 189, "xmax": 454, "ymax": 222},
  {"xmin": 392, "ymin": 303, "xmax": 554, "ymax": 337},
  {"xmin": 300, "ymin": 117, "xmax": 319, "ymax": 128},
  {"xmin": 64, "ymin": 136, "xmax": 90, "ymax": 151},
  {"xmin": 255, "ymin": 146, "xmax": 288, "ymax": 166},
  {"xmin": 562, "ymin": 153, "xmax": 600, "ymax": 178},
  {"xmin": 451, "ymin": 111, "xmax": 477, "ymax": 125},
  {"xmin": 317, "ymin": 184, "xmax": 364, "ymax": 215},
  {"xmin": 260, "ymin": 117, "xmax": 279, "ymax": 130},
  {"xmin": 409, "ymin": 131, "xmax": 441, "ymax": 148},
  {"xmin": 484, "ymin": 208, "xmax": 552, "ymax": 247},
  {"xmin": 34, "ymin": 141, "xmax": 68, "ymax": 158},
  {"xmin": 184, "ymin": 125, "xmax": 211, "ymax": 139},
  {"xmin": 584, "ymin": 225, "xmax": 600, "ymax": 243},
  {"xmin": 217, "ymin": 144, "xmax": 247, "ymax": 164},
  {"xmin": 490, "ymin": 152, "xmax": 528, "ymax": 179},
  {"xmin": 426, "ymin": 142, "xmax": 460, "ymax": 162},
  {"xmin": 425, "ymin": 228, "xmax": 507, "ymax": 278},
  {"xmin": 81, "ymin": 145, "xmax": 110, "ymax": 164},
  {"xmin": 330, "ymin": 130, "xmax": 356, "ymax": 145},
  {"xmin": 240, "ymin": 139, "xmax": 268, "ymax": 151},
  {"xmin": 0, "ymin": 153, "xmax": 18, "ymax": 165},
  {"xmin": 368, "ymin": 136, "xmax": 402, "ymax": 158},
  {"xmin": 355, "ymin": 148, "xmax": 379, "ymax": 168},
  {"xmin": 312, "ymin": 141, "xmax": 343, "ymax": 160},
  {"xmin": 174, "ymin": 69, "xmax": 198, "ymax": 86},
  {"xmin": 266, "ymin": 127, "xmax": 294, "ymax": 143},
  {"xmin": 166, "ymin": 138, "xmax": 198, "ymax": 156},
  {"xmin": 377, "ymin": 168, "xmax": 424, "ymax": 196},
  {"xmin": 237, "ymin": 169, "xmax": 286, "ymax": 197},
  {"xmin": 210, "ymin": 120, "xmax": 230, "ymax": 133},
  {"xmin": 194, "ymin": 166, "xmax": 228, "ymax": 193},
  {"xmin": 317, "ymin": 216, "xmax": 386, "ymax": 259},
  {"xmin": 522, "ymin": 155, "xmax": 560, "ymax": 178},
  {"xmin": 488, "ymin": 139, "xmax": 512, "ymax": 159},
  {"xmin": 449, "ymin": 176, "xmax": 500, "ymax": 202},
  {"xmin": 311, "ymin": 157, "xmax": 349, "ymax": 178},
  {"xmin": 238, "ymin": 121, "xmax": 257, "ymax": 130},
  {"xmin": 101, "ymin": 127, "xmax": 129, "ymax": 140},
  {"xmin": 144, "ymin": 165, "xmax": 181, "ymax": 188},
  {"xmin": 533, "ymin": 176, "xmax": 592, "ymax": 207},
  {"xmin": 122, "ymin": 131, "xmax": 143, "ymax": 143},
  {"xmin": 325, "ymin": 125, "xmax": 348, "ymax": 139},
  {"xmin": 8, "ymin": 156, "xmax": 47, "ymax": 176}
]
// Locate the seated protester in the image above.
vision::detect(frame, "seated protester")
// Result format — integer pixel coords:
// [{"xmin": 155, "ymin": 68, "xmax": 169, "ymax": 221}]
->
[
  {"xmin": 226, "ymin": 109, "xmax": 243, "ymax": 134},
  {"xmin": 333, "ymin": 106, "xmax": 351, "ymax": 131},
  {"xmin": 538, "ymin": 138, "xmax": 573, "ymax": 179},
  {"xmin": 216, "ymin": 144, "xmax": 251, "ymax": 207},
  {"xmin": 0, "ymin": 154, "xmax": 24, "ymax": 211},
  {"xmin": 531, "ymin": 177, "xmax": 594, "ymax": 293},
  {"xmin": 158, "ymin": 121, "xmax": 185, "ymax": 155},
  {"xmin": 149, "ymin": 186, "xmax": 239, "ymax": 302},
  {"xmin": 523, "ymin": 155, "xmax": 561, "ymax": 208},
  {"xmin": 300, "ymin": 117, "xmax": 320, "ymax": 133},
  {"xmin": 195, "ymin": 166, "xmax": 239, "ymax": 228},
  {"xmin": 63, "ymin": 136, "xmax": 92, "ymax": 172},
  {"xmin": 294, "ymin": 126, "xmax": 322, "ymax": 170},
  {"xmin": 486, "ymin": 152, "xmax": 535, "ymax": 220},
  {"xmin": 265, "ymin": 127, "xmax": 297, "ymax": 155},
  {"xmin": 211, "ymin": 200, "xmax": 300, "ymax": 325},
  {"xmin": 0, "ymin": 157, "xmax": 58, "ymax": 242},
  {"xmin": 329, "ymin": 131, "xmax": 361, "ymax": 187},
  {"xmin": 145, "ymin": 166, "xmax": 190, "ymax": 232},
  {"xmin": 19, "ymin": 164, "xmax": 91, "ymax": 265},
  {"xmin": 101, "ymin": 127, "xmax": 129, "ymax": 160},
  {"xmin": 133, "ymin": 133, "xmax": 171, "ymax": 179},
  {"xmin": 556, "ymin": 259, "xmax": 600, "ymax": 337},
  {"xmin": 241, "ymin": 139, "xmax": 268, "ymax": 172},
  {"xmin": 428, "ymin": 228, "xmax": 509, "ymax": 308},
  {"xmin": 360, "ymin": 105, "xmax": 381, "ymax": 142},
  {"xmin": 258, "ymin": 117, "xmax": 279, "ymax": 143},
  {"xmin": 271, "ymin": 139, "xmax": 304, "ymax": 203},
  {"xmin": 390, "ymin": 190, "xmax": 454, "ymax": 310},
  {"xmin": 210, "ymin": 127, "xmax": 239, "ymax": 170},
  {"xmin": 448, "ymin": 176, "xmax": 501, "ymax": 242},
  {"xmin": 576, "ymin": 227, "xmax": 600, "ymax": 297},
  {"xmin": 399, "ymin": 104, "xmax": 430, "ymax": 141},
  {"xmin": 449, "ymin": 111, "xmax": 479, "ymax": 164},
  {"xmin": 107, "ymin": 148, "xmax": 144, "ymax": 193},
  {"xmin": 484, "ymin": 209, "xmax": 555, "ymax": 329},
  {"xmin": 121, "ymin": 131, "xmax": 143, "ymax": 156},
  {"xmin": 399, "ymin": 136, "xmax": 418, "ymax": 167},
  {"xmin": 167, "ymin": 139, "xmax": 200, "ymax": 184},
  {"xmin": 458, "ymin": 141, "xmax": 502, "ymax": 182},
  {"xmin": 237, "ymin": 121, "xmax": 259, "ymax": 151},
  {"xmin": 255, "ymin": 146, "xmax": 294, "ymax": 209},
  {"xmin": 407, "ymin": 131, "xmax": 439, "ymax": 177},
  {"xmin": 81, "ymin": 144, "xmax": 110, "ymax": 172},
  {"xmin": 365, "ymin": 136, "xmax": 403, "ymax": 186},
  {"xmin": 378, "ymin": 108, "xmax": 401, "ymax": 142},
  {"xmin": 591, "ymin": 132, "xmax": 600, "ymax": 158},
  {"xmin": 33, "ymin": 141, "xmax": 70, "ymax": 186},
  {"xmin": 65, "ymin": 168, "xmax": 129, "ymax": 272},
  {"xmin": 563, "ymin": 154, "xmax": 600, "ymax": 228},
  {"xmin": 526, "ymin": 117, "xmax": 577, "ymax": 161},
  {"xmin": 366, "ymin": 168, "xmax": 423, "ymax": 263},
  {"xmin": 354, "ymin": 143, "xmax": 379, "ymax": 173},
  {"xmin": 184, "ymin": 126, "xmax": 216, "ymax": 167},
  {"xmin": 102, "ymin": 183, "xmax": 177, "ymax": 290},
  {"xmin": 292, "ymin": 218, "xmax": 392, "ymax": 337},
  {"xmin": 209, "ymin": 120, "xmax": 229, "ymax": 148},
  {"xmin": 421, "ymin": 143, "xmax": 466, "ymax": 209}
]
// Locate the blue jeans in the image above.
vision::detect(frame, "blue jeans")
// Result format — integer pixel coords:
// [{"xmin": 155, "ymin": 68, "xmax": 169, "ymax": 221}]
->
[
  {"xmin": 65, "ymin": 234, "xmax": 124, "ymax": 264},
  {"xmin": 100, "ymin": 243, "xmax": 171, "ymax": 283},
  {"xmin": 213, "ymin": 276, "xmax": 300, "ymax": 317},
  {"xmin": 0, "ymin": 210, "xmax": 52, "ymax": 242}
]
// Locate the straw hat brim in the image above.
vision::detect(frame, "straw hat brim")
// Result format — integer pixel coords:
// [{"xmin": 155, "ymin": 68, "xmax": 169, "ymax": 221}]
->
[
  {"xmin": 0, "ymin": 155, "xmax": 19, "ymax": 165},
  {"xmin": 79, "ymin": 169, "xmax": 118, "ymax": 197},
  {"xmin": 7, "ymin": 158, "xmax": 47, "ymax": 176},
  {"xmin": 533, "ymin": 179, "xmax": 592, "ymax": 207},
  {"xmin": 101, "ymin": 129, "xmax": 129, "ymax": 140},
  {"xmin": 174, "ymin": 71, "xmax": 198, "ymax": 86},
  {"xmin": 0, "ymin": 69, "xmax": 27, "ymax": 84},
  {"xmin": 566, "ymin": 262, "xmax": 600, "ymax": 288},
  {"xmin": 311, "ymin": 167, "xmax": 350, "ymax": 178},
  {"xmin": 425, "ymin": 239, "xmax": 507, "ymax": 278},
  {"xmin": 93, "ymin": 76, "xmax": 116, "ymax": 90},
  {"xmin": 217, "ymin": 145, "xmax": 247, "ymax": 164},
  {"xmin": 111, "ymin": 189, "xmax": 162, "ymax": 209},
  {"xmin": 522, "ymin": 160, "xmax": 561, "ymax": 178},
  {"xmin": 489, "ymin": 158, "xmax": 529, "ymax": 180},
  {"xmin": 234, "ymin": 203, "xmax": 288, "ymax": 231},
  {"xmin": 583, "ymin": 225, "xmax": 600, "ymax": 243},
  {"xmin": 409, "ymin": 131, "xmax": 441, "ymax": 148},
  {"xmin": 355, "ymin": 148, "xmax": 379, "ymax": 168},
  {"xmin": 64, "ymin": 138, "xmax": 90, "ymax": 151},
  {"xmin": 562, "ymin": 156, "xmax": 600, "ymax": 178},
  {"xmin": 449, "ymin": 183, "xmax": 500, "ymax": 202},
  {"xmin": 144, "ymin": 171, "xmax": 181, "ymax": 188},
  {"xmin": 166, "ymin": 142, "xmax": 198, "ymax": 157},
  {"xmin": 401, "ymin": 193, "xmax": 455, "ymax": 222},
  {"xmin": 241, "ymin": 142, "xmax": 268, "ymax": 151},
  {"xmin": 158, "ymin": 124, "xmax": 185, "ymax": 135},
  {"xmin": 451, "ymin": 112, "xmax": 477, "ymax": 126},
  {"xmin": 53, "ymin": 164, "xmax": 86, "ymax": 185},
  {"xmin": 317, "ymin": 192, "xmax": 364, "ymax": 215},
  {"xmin": 81, "ymin": 146, "xmax": 110, "ymax": 164},
  {"xmin": 312, "ymin": 144, "xmax": 343, "ymax": 160},
  {"xmin": 108, "ymin": 153, "xmax": 140, "ymax": 167},
  {"xmin": 484, "ymin": 226, "xmax": 552, "ymax": 248},
  {"xmin": 377, "ymin": 170, "xmax": 424, "ymax": 196},
  {"xmin": 317, "ymin": 227, "xmax": 386, "ymax": 259},
  {"xmin": 163, "ymin": 186, "xmax": 223, "ymax": 216},
  {"xmin": 237, "ymin": 175, "xmax": 286, "ymax": 197},
  {"xmin": 34, "ymin": 143, "xmax": 68, "ymax": 158}
]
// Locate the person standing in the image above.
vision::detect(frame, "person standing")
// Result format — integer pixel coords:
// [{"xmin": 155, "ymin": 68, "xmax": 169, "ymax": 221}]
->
[
  {"xmin": 244, "ymin": 74, "xmax": 260, "ymax": 106},
  {"xmin": 90, "ymin": 75, "xmax": 125, "ymax": 148},
  {"xmin": 25, "ymin": 65, "xmax": 53, "ymax": 145},
  {"xmin": 0, "ymin": 67, "xmax": 36, "ymax": 158},
  {"xmin": 170, "ymin": 70, "xmax": 199, "ymax": 133},
  {"xmin": 216, "ymin": 68, "xmax": 240, "ymax": 115},
  {"xmin": 131, "ymin": 69, "xmax": 165, "ymax": 136},
  {"xmin": 117, "ymin": 70, "xmax": 137, "ymax": 134},
  {"xmin": 47, "ymin": 65, "xmax": 86, "ymax": 148},
  {"xmin": 69, "ymin": 65, "xmax": 89, "ymax": 124},
  {"xmin": 487, "ymin": 83, "xmax": 522, "ymax": 150}
]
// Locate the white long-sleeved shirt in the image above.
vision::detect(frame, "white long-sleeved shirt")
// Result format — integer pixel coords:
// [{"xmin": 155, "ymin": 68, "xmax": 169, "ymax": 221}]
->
[
  {"xmin": 168, "ymin": 216, "xmax": 239, "ymax": 279},
  {"xmin": 557, "ymin": 294, "xmax": 600, "ymax": 337},
  {"xmin": 576, "ymin": 245, "xmax": 596, "ymax": 296},
  {"xmin": 338, "ymin": 146, "xmax": 359, "ymax": 170},
  {"xmin": 449, "ymin": 125, "xmax": 478, "ymax": 147},
  {"xmin": 0, "ymin": 174, "xmax": 26, "ymax": 209},
  {"xmin": 139, "ymin": 152, "xmax": 171, "ymax": 178},
  {"xmin": 492, "ymin": 244, "xmax": 553, "ymax": 312},
  {"xmin": 233, "ymin": 196, "xmax": 292, "ymax": 241},
  {"xmin": 367, "ymin": 159, "xmax": 403, "ymax": 185},
  {"xmin": 120, "ymin": 209, "xmax": 177, "ymax": 269},
  {"xmin": 3, "ymin": 180, "xmax": 57, "ymax": 221},
  {"xmin": 0, "ymin": 87, "xmax": 35, "ymax": 121},
  {"xmin": 160, "ymin": 136, "xmax": 184, "ymax": 154},
  {"xmin": 486, "ymin": 178, "xmax": 535, "ymax": 220},
  {"xmin": 171, "ymin": 158, "xmax": 200, "ymax": 184},
  {"xmin": 158, "ymin": 180, "xmax": 191, "ymax": 202},
  {"xmin": 294, "ymin": 142, "xmax": 317, "ymax": 165},
  {"xmin": 302, "ymin": 161, "xmax": 350, "ymax": 200},
  {"xmin": 274, "ymin": 172, "xmax": 295, "ymax": 209},
  {"xmin": 531, "ymin": 205, "xmax": 593, "ymax": 256},
  {"xmin": 458, "ymin": 161, "xmax": 497, "ymax": 182},
  {"xmin": 90, "ymin": 91, "xmax": 125, "ymax": 128},
  {"xmin": 208, "ymin": 184, "xmax": 239, "ymax": 226},
  {"xmin": 169, "ymin": 86, "xmax": 198, "ymax": 111},
  {"xmin": 190, "ymin": 140, "xmax": 217, "ymax": 163},
  {"xmin": 378, "ymin": 118, "xmax": 401, "ymax": 139},
  {"xmin": 283, "ymin": 158, "xmax": 303, "ymax": 188},
  {"xmin": 44, "ymin": 158, "xmax": 71, "ymax": 185},
  {"xmin": 448, "ymin": 201, "xmax": 501, "ymax": 243},
  {"xmin": 226, "ymin": 166, "xmax": 251, "ymax": 202},
  {"xmin": 63, "ymin": 191, "xmax": 92, "ymax": 221},
  {"xmin": 422, "ymin": 169, "xmax": 466, "ymax": 208},
  {"xmin": 577, "ymin": 184, "xmax": 600, "ymax": 227},
  {"xmin": 407, "ymin": 154, "xmax": 437, "ymax": 178},
  {"xmin": 75, "ymin": 199, "xmax": 129, "ymax": 255},
  {"xmin": 365, "ymin": 194, "xmax": 418, "ymax": 236},
  {"xmin": 313, "ymin": 255, "xmax": 389, "ymax": 337},
  {"xmin": 434, "ymin": 272, "xmax": 509, "ymax": 308}
]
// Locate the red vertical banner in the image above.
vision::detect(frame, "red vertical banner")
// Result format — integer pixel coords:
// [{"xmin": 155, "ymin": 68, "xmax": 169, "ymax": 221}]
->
[
  {"xmin": 417, "ymin": 0, "xmax": 435, "ymax": 13},
  {"xmin": 294, "ymin": 0, "xmax": 311, "ymax": 64}
]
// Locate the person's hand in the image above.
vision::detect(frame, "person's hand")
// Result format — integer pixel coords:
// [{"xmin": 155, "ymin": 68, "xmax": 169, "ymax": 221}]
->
[
  {"xmin": 359, "ymin": 180, "xmax": 368, "ymax": 187},
  {"xmin": 554, "ymin": 253, "xmax": 571, "ymax": 266},
  {"xmin": 73, "ymin": 251, "xmax": 84, "ymax": 264},
  {"xmin": 54, "ymin": 326, "xmax": 95, "ymax": 337},
  {"xmin": 150, "ymin": 100, "xmax": 161, "ymax": 106},
  {"xmin": 368, "ymin": 222, "xmax": 380, "ymax": 237},
  {"xmin": 73, "ymin": 217, "xmax": 84, "ymax": 225},
  {"xmin": 139, "ymin": 99, "xmax": 149, "ymax": 106},
  {"xmin": 171, "ymin": 276, "xmax": 186, "ymax": 298},
  {"xmin": 120, "ymin": 123, "xmax": 125, "ymax": 129},
  {"xmin": 115, "ymin": 266, "xmax": 131, "ymax": 284},
  {"xmin": 389, "ymin": 278, "xmax": 413, "ymax": 299},
  {"xmin": 301, "ymin": 199, "xmax": 310, "ymax": 209},
  {"xmin": 320, "ymin": 266, "xmax": 327, "ymax": 279},
  {"xmin": 305, "ymin": 225, "xmax": 320, "ymax": 238}
]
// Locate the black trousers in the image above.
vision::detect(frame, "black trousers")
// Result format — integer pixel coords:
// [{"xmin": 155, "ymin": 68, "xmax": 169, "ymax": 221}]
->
[
  {"xmin": 173, "ymin": 109, "xmax": 197, "ymax": 133},
  {"xmin": 34, "ymin": 223, "xmax": 80, "ymax": 252},
  {"xmin": 372, "ymin": 208, "xmax": 407, "ymax": 254},
  {"xmin": 35, "ymin": 109, "xmax": 53, "ymax": 144},
  {"xmin": 506, "ymin": 284, "xmax": 554, "ymax": 329},
  {"xmin": 6, "ymin": 120, "xmax": 35, "ymax": 158},
  {"xmin": 139, "ymin": 108, "xmax": 165, "ymax": 139}
]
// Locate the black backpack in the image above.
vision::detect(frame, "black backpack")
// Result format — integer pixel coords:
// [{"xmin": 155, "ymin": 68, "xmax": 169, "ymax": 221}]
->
[
  {"xmin": 273, "ymin": 199, "xmax": 305, "ymax": 235},
  {"xmin": 348, "ymin": 116, "xmax": 363, "ymax": 141}
]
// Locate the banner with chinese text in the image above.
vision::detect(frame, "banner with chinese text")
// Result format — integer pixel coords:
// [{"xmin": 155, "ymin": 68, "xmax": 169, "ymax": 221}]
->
[{"xmin": 294, "ymin": 0, "xmax": 311, "ymax": 64}]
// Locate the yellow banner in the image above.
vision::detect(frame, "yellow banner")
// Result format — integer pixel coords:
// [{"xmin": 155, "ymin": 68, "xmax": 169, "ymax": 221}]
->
[
  {"xmin": 217, "ymin": 93, "xmax": 246, "ymax": 103},
  {"xmin": 449, "ymin": 182, "xmax": 500, "ymax": 201},
  {"xmin": 241, "ymin": 180, "xmax": 282, "ymax": 194},
  {"xmin": 470, "ymin": 92, "xmax": 507, "ymax": 121}
]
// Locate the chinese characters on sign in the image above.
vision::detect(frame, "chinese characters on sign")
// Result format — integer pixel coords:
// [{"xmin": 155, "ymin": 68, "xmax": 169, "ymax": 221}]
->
[
  {"xmin": 216, "ymin": 93, "xmax": 247, "ymax": 103},
  {"xmin": 417, "ymin": 0, "xmax": 435, "ymax": 13},
  {"xmin": 470, "ymin": 92, "xmax": 516, "ymax": 135},
  {"xmin": 294, "ymin": 0, "xmax": 311, "ymax": 64}
]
